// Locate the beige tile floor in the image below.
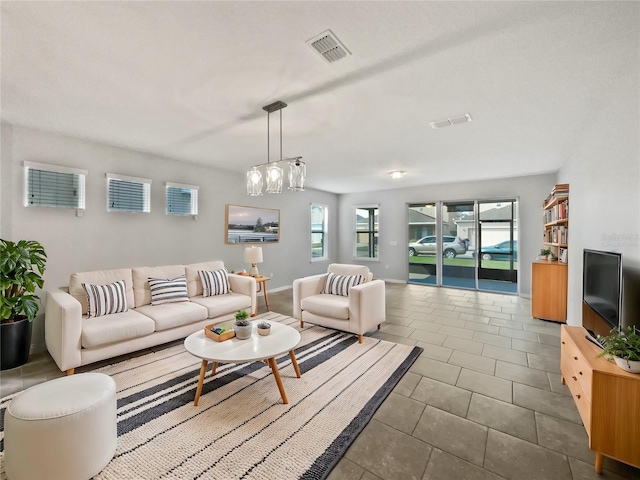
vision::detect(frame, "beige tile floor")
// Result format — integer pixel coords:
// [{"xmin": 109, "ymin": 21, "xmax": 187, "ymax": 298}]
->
[{"xmin": 2, "ymin": 283, "xmax": 639, "ymax": 480}]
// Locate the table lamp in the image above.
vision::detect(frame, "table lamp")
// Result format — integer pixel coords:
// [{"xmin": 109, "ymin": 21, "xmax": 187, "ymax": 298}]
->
[{"xmin": 244, "ymin": 246, "xmax": 263, "ymax": 277}]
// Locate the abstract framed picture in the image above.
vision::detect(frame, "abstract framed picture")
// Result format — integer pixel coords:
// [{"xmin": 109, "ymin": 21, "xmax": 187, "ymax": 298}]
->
[{"xmin": 225, "ymin": 204, "xmax": 280, "ymax": 244}]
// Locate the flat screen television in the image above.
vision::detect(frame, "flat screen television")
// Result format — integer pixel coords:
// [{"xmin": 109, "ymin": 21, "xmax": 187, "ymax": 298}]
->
[{"xmin": 583, "ymin": 249, "xmax": 623, "ymax": 330}]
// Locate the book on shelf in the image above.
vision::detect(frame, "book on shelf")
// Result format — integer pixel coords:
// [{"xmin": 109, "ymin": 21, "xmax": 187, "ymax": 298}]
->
[{"xmin": 558, "ymin": 247, "xmax": 568, "ymax": 263}]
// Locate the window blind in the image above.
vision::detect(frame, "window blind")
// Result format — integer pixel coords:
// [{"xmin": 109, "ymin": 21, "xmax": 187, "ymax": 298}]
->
[
  {"xmin": 107, "ymin": 174, "xmax": 151, "ymax": 213},
  {"xmin": 166, "ymin": 183, "xmax": 198, "ymax": 215},
  {"xmin": 24, "ymin": 163, "xmax": 86, "ymax": 209}
]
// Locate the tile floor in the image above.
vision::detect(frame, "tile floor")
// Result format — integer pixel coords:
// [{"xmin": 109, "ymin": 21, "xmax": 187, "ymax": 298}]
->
[{"xmin": 1, "ymin": 282, "xmax": 639, "ymax": 480}]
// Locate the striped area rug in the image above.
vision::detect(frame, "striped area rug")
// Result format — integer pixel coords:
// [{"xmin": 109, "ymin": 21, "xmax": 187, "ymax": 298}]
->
[{"xmin": 0, "ymin": 313, "xmax": 422, "ymax": 480}]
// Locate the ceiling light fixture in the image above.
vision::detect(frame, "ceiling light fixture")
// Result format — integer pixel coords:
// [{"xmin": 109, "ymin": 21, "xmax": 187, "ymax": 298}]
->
[
  {"xmin": 389, "ymin": 170, "xmax": 406, "ymax": 179},
  {"xmin": 247, "ymin": 101, "xmax": 305, "ymax": 196}
]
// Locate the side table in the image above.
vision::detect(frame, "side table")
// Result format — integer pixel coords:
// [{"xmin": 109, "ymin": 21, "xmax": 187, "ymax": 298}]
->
[{"xmin": 237, "ymin": 272, "xmax": 270, "ymax": 315}]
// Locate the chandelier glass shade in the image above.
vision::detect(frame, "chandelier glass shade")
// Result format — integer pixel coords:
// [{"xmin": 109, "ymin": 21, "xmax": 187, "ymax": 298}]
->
[{"xmin": 246, "ymin": 100, "xmax": 305, "ymax": 196}]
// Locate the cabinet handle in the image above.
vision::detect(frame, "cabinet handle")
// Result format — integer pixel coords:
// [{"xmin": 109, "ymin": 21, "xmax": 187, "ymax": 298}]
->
[
  {"xmin": 561, "ymin": 341, "xmax": 565, "ymax": 345},
  {"xmin": 573, "ymin": 356, "xmax": 578, "ymax": 360},
  {"xmin": 576, "ymin": 394, "xmax": 581, "ymax": 399},
  {"xmin": 572, "ymin": 376, "xmax": 577, "ymax": 381},
  {"xmin": 579, "ymin": 371, "xmax": 583, "ymax": 375}
]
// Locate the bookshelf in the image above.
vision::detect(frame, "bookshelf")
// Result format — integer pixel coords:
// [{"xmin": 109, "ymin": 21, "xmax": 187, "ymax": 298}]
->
[{"xmin": 532, "ymin": 184, "xmax": 569, "ymax": 322}]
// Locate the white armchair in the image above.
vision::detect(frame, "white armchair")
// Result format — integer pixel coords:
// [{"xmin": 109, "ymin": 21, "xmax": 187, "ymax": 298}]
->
[{"xmin": 292, "ymin": 264, "xmax": 385, "ymax": 343}]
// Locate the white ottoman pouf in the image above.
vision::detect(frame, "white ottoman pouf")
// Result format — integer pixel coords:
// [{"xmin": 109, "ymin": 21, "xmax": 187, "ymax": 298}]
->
[{"xmin": 4, "ymin": 373, "xmax": 117, "ymax": 480}]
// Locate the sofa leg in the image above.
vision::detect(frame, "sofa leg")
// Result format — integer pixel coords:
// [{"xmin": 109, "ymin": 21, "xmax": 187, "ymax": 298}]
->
[
  {"xmin": 358, "ymin": 334, "xmax": 363, "ymax": 343},
  {"xmin": 377, "ymin": 324, "xmax": 381, "ymax": 330},
  {"xmin": 66, "ymin": 368, "xmax": 75, "ymax": 376},
  {"xmin": 300, "ymin": 321, "xmax": 304, "ymax": 328}
]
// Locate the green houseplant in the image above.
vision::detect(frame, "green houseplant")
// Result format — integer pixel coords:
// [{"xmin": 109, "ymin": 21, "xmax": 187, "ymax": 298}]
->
[
  {"xmin": 597, "ymin": 326, "xmax": 640, "ymax": 374},
  {"xmin": 233, "ymin": 310, "xmax": 252, "ymax": 340},
  {"xmin": 1, "ymin": 239, "xmax": 47, "ymax": 370}
]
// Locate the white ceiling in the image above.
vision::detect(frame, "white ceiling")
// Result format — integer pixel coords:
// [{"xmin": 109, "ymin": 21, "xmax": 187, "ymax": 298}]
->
[{"xmin": 2, "ymin": 1, "xmax": 638, "ymax": 194}]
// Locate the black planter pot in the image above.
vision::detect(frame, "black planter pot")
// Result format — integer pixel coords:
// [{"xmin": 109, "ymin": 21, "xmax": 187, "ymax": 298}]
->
[{"xmin": 1, "ymin": 316, "xmax": 33, "ymax": 370}]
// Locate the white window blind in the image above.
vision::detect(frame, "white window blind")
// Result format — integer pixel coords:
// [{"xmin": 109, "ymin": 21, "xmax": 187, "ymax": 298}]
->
[
  {"xmin": 165, "ymin": 182, "xmax": 198, "ymax": 215},
  {"xmin": 311, "ymin": 204, "xmax": 328, "ymax": 261},
  {"xmin": 107, "ymin": 173, "xmax": 151, "ymax": 213},
  {"xmin": 24, "ymin": 162, "xmax": 87, "ymax": 209}
]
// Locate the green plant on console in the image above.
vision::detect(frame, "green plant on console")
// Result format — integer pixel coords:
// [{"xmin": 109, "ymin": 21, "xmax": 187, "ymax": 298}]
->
[
  {"xmin": 1, "ymin": 239, "xmax": 47, "ymax": 323},
  {"xmin": 540, "ymin": 248, "xmax": 551, "ymax": 257},
  {"xmin": 597, "ymin": 326, "xmax": 640, "ymax": 362}
]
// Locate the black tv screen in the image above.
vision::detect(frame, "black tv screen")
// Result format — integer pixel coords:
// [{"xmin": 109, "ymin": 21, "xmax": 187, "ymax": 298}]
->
[{"xmin": 583, "ymin": 249, "xmax": 622, "ymax": 329}]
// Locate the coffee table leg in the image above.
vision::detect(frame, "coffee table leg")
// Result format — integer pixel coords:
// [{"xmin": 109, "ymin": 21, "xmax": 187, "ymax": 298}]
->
[
  {"xmin": 194, "ymin": 359, "xmax": 208, "ymax": 406},
  {"xmin": 267, "ymin": 357, "xmax": 288, "ymax": 404},
  {"xmin": 289, "ymin": 350, "xmax": 301, "ymax": 378},
  {"xmin": 210, "ymin": 361, "xmax": 217, "ymax": 377}
]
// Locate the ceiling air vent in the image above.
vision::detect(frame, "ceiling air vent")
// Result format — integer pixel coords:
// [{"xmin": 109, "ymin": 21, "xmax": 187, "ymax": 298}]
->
[
  {"xmin": 306, "ymin": 30, "xmax": 351, "ymax": 64},
  {"xmin": 430, "ymin": 113, "xmax": 473, "ymax": 129}
]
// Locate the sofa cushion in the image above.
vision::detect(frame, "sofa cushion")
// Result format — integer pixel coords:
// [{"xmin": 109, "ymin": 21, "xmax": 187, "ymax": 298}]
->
[
  {"xmin": 185, "ymin": 261, "xmax": 226, "ymax": 298},
  {"xmin": 190, "ymin": 293, "xmax": 251, "ymax": 318},
  {"xmin": 148, "ymin": 276, "xmax": 189, "ymax": 305},
  {"xmin": 81, "ymin": 280, "xmax": 128, "ymax": 318},
  {"xmin": 301, "ymin": 294, "xmax": 350, "ymax": 320},
  {"xmin": 132, "ymin": 265, "xmax": 186, "ymax": 307},
  {"xmin": 70, "ymin": 269, "xmax": 134, "ymax": 316},
  {"xmin": 199, "ymin": 269, "xmax": 231, "ymax": 297},
  {"xmin": 322, "ymin": 272, "xmax": 365, "ymax": 296},
  {"xmin": 135, "ymin": 302, "xmax": 208, "ymax": 331},
  {"xmin": 81, "ymin": 310, "xmax": 155, "ymax": 348}
]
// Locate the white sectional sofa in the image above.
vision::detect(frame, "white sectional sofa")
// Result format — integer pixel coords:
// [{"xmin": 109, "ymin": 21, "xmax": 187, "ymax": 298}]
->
[{"xmin": 45, "ymin": 261, "xmax": 256, "ymax": 374}]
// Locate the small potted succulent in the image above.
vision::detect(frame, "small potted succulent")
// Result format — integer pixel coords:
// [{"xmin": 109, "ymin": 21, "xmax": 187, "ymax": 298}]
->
[
  {"xmin": 257, "ymin": 321, "xmax": 271, "ymax": 336},
  {"xmin": 597, "ymin": 326, "xmax": 640, "ymax": 373},
  {"xmin": 233, "ymin": 310, "xmax": 252, "ymax": 340}
]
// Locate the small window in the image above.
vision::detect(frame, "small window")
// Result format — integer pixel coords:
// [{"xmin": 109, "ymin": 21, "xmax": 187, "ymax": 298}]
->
[
  {"xmin": 354, "ymin": 205, "xmax": 379, "ymax": 259},
  {"xmin": 166, "ymin": 182, "xmax": 198, "ymax": 215},
  {"xmin": 311, "ymin": 204, "xmax": 328, "ymax": 261},
  {"xmin": 107, "ymin": 173, "xmax": 151, "ymax": 213},
  {"xmin": 23, "ymin": 162, "xmax": 86, "ymax": 209}
]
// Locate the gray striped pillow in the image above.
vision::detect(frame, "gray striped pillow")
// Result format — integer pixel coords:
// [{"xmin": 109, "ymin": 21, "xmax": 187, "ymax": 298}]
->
[
  {"xmin": 322, "ymin": 272, "xmax": 365, "ymax": 296},
  {"xmin": 82, "ymin": 280, "xmax": 128, "ymax": 317},
  {"xmin": 198, "ymin": 269, "xmax": 231, "ymax": 297},
  {"xmin": 148, "ymin": 276, "xmax": 189, "ymax": 305}
]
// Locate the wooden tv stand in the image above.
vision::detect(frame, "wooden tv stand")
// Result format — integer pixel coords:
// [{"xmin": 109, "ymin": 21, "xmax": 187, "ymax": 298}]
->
[{"xmin": 560, "ymin": 325, "xmax": 640, "ymax": 473}]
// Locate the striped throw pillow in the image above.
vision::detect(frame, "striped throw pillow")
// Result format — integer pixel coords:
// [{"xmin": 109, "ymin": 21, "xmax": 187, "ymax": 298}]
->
[
  {"xmin": 199, "ymin": 269, "xmax": 231, "ymax": 297},
  {"xmin": 82, "ymin": 280, "xmax": 128, "ymax": 318},
  {"xmin": 148, "ymin": 276, "xmax": 189, "ymax": 305},
  {"xmin": 322, "ymin": 272, "xmax": 365, "ymax": 296}
]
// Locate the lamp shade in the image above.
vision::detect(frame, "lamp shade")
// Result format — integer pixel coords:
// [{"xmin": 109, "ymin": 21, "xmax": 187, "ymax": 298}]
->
[{"xmin": 244, "ymin": 246, "xmax": 263, "ymax": 264}]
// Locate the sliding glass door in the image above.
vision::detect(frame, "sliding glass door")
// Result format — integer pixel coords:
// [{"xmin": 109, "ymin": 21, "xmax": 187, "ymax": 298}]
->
[{"xmin": 407, "ymin": 199, "xmax": 518, "ymax": 294}]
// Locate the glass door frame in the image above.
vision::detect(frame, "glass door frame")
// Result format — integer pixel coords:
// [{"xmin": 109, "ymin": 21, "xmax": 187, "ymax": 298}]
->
[{"xmin": 407, "ymin": 198, "xmax": 520, "ymax": 295}]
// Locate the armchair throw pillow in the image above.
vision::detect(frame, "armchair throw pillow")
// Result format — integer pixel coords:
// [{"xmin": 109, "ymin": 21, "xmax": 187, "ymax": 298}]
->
[
  {"xmin": 148, "ymin": 276, "xmax": 189, "ymax": 305},
  {"xmin": 322, "ymin": 272, "xmax": 365, "ymax": 296},
  {"xmin": 198, "ymin": 269, "xmax": 231, "ymax": 297},
  {"xmin": 82, "ymin": 280, "xmax": 128, "ymax": 318}
]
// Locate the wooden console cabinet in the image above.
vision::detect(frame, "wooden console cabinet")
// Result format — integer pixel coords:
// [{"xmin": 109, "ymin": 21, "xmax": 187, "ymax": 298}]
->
[
  {"xmin": 531, "ymin": 261, "xmax": 567, "ymax": 322},
  {"xmin": 560, "ymin": 325, "xmax": 640, "ymax": 472}
]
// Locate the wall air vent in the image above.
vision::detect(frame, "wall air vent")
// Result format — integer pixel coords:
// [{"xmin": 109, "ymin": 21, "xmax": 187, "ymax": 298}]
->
[
  {"xmin": 306, "ymin": 30, "xmax": 351, "ymax": 64},
  {"xmin": 430, "ymin": 113, "xmax": 473, "ymax": 129}
]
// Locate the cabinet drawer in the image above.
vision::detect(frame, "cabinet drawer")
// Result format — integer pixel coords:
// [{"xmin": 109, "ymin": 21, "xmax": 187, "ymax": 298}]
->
[
  {"xmin": 562, "ymin": 359, "xmax": 592, "ymax": 433},
  {"xmin": 560, "ymin": 332, "xmax": 593, "ymax": 400}
]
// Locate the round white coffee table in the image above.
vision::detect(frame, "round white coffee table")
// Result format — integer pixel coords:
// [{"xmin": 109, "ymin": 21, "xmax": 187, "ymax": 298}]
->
[{"xmin": 184, "ymin": 321, "xmax": 301, "ymax": 406}]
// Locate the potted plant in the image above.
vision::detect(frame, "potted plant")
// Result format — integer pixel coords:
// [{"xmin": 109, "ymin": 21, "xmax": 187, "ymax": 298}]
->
[
  {"xmin": 257, "ymin": 321, "xmax": 271, "ymax": 336},
  {"xmin": 597, "ymin": 326, "xmax": 640, "ymax": 373},
  {"xmin": 540, "ymin": 248, "xmax": 552, "ymax": 261},
  {"xmin": 1, "ymin": 239, "xmax": 47, "ymax": 370},
  {"xmin": 233, "ymin": 310, "xmax": 252, "ymax": 340}
]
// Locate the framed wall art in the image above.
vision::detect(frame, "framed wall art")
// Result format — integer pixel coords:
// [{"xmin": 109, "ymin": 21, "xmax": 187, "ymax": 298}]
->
[{"xmin": 225, "ymin": 204, "xmax": 280, "ymax": 244}]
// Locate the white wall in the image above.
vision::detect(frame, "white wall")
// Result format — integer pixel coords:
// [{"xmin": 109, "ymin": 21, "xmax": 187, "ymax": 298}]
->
[
  {"xmin": 558, "ymin": 60, "xmax": 640, "ymax": 328},
  {"xmin": 337, "ymin": 173, "xmax": 557, "ymax": 295},
  {"xmin": 1, "ymin": 125, "xmax": 339, "ymax": 351}
]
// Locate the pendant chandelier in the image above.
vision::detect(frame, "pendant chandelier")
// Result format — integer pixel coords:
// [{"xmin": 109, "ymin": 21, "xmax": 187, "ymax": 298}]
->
[{"xmin": 246, "ymin": 100, "xmax": 305, "ymax": 196}]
